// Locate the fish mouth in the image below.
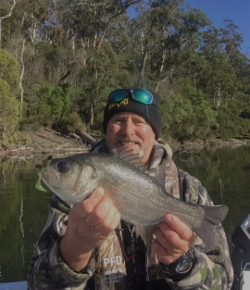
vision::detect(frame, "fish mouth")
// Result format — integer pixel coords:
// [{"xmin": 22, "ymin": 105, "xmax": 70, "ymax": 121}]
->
[{"xmin": 35, "ymin": 156, "xmax": 53, "ymax": 192}]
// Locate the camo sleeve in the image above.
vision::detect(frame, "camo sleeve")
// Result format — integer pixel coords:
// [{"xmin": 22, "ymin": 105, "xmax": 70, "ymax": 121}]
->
[
  {"xmin": 27, "ymin": 195, "xmax": 95, "ymax": 290},
  {"xmin": 165, "ymin": 169, "xmax": 234, "ymax": 290}
]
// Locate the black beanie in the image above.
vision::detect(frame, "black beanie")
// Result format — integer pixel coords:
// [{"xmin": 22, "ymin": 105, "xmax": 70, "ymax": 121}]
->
[{"xmin": 102, "ymin": 88, "xmax": 161, "ymax": 139}]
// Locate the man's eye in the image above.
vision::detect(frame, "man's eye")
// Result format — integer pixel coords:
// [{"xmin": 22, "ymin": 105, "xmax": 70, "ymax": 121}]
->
[
  {"xmin": 114, "ymin": 119, "xmax": 124, "ymax": 123},
  {"xmin": 134, "ymin": 119, "xmax": 146, "ymax": 124}
]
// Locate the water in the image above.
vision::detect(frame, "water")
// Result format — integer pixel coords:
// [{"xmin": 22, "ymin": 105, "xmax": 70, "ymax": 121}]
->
[
  {"xmin": 0, "ymin": 155, "xmax": 52, "ymax": 283},
  {"xmin": 175, "ymin": 146, "xmax": 250, "ymax": 238},
  {"xmin": 0, "ymin": 146, "xmax": 249, "ymax": 283}
]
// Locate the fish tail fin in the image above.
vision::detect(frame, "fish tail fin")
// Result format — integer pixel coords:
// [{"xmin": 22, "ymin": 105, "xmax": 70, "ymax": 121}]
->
[{"xmin": 195, "ymin": 204, "xmax": 229, "ymax": 250}]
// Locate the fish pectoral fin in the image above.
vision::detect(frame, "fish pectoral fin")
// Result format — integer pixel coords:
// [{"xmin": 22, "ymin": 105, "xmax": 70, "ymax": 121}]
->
[{"xmin": 134, "ymin": 225, "xmax": 156, "ymax": 247}]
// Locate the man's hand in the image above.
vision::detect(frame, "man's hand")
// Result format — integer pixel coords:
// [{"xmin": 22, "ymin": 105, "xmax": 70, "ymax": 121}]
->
[
  {"xmin": 60, "ymin": 187, "xmax": 120, "ymax": 271},
  {"xmin": 151, "ymin": 214, "xmax": 194, "ymax": 265}
]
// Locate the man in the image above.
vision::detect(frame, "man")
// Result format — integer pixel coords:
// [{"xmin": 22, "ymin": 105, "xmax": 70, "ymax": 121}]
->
[{"xmin": 28, "ymin": 88, "xmax": 233, "ymax": 290}]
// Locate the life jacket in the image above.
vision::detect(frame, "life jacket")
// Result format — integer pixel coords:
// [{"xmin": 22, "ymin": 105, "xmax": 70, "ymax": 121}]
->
[{"xmin": 85, "ymin": 140, "xmax": 181, "ymax": 290}]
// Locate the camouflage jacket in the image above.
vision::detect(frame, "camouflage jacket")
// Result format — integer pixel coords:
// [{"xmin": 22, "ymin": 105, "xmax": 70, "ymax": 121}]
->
[{"xmin": 27, "ymin": 142, "xmax": 234, "ymax": 290}]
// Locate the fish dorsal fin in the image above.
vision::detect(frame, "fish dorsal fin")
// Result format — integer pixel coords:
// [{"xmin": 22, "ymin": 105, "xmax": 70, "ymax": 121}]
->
[
  {"xmin": 112, "ymin": 148, "xmax": 147, "ymax": 171},
  {"xmin": 112, "ymin": 148, "xmax": 166, "ymax": 187},
  {"xmin": 145, "ymin": 159, "xmax": 166, "ymax": 187}
]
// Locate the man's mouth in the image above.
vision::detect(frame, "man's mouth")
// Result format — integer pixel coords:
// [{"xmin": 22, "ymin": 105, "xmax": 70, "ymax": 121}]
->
[{"xmin": 119, "ymin": 141, "xmax": 138, "ymax": 146}]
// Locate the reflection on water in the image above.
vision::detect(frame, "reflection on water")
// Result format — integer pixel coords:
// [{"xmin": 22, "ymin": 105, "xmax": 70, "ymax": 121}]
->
[
  {"xmin": 0, "ymin": 147, "xmax": 250, "ymax": 283},
  {"xmin": 175, "ymin": 146, "xmax": 250, "ymax": 239},
  {"xmin": 0, "ymin": 156, "xmax": 51, "ymax": 283}
]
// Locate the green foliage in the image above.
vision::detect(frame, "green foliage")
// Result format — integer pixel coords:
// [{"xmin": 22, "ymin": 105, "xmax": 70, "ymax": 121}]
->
[
  {"xmin": 0, "ymin": 49, "xmax": 20, "ymax": 138},
  {"xmin": 34, "ymin": 83, "xmax": 74, "ymax": 127},
  {"xmin": 1, "ymin": 0, "xmax": 250, "ymax": 142},
  {"xmin": 1, "ymin": 132, "xmax": 19, "ymax": 148},
  {"xmin": 0, "ymin": 49, "xmax": 20, "ymax": 94},
  {"xmin": 160, "ymin": 78, "xmax": 218, "ymax": 141},
  {"xmin": 215, "ymin": 104, "xmax": 250, "ymax": 140},
  {"xmin": 25, "ymin": 133, "xmax": 32, "ymax": 144},
  {"xmin": 60, "ymin": 112, "xmax": 86, "ymax": 133},
  {"xmin": 0, "ymin": 79, "xmax": 19, "ymax": 135},
  {"xmin": 20, "ymin": 82, "xmax": 87, "ymax": 133}
]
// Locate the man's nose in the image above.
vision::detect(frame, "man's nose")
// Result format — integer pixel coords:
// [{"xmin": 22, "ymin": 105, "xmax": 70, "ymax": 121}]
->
[{"xmin": 122, "ymin": 120, "xmax": 135, "ymax": 135}]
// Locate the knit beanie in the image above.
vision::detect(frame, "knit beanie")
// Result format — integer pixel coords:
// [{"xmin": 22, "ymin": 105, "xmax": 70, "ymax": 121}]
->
[{"xmin": 102, "ymin": 88, "xmax": 161, "ymax": 139}]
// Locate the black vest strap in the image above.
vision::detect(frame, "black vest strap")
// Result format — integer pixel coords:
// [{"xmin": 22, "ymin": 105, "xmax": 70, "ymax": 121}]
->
[{"xmin": 177, "ymin": 166, "xmax": 185, "ymax": 202}]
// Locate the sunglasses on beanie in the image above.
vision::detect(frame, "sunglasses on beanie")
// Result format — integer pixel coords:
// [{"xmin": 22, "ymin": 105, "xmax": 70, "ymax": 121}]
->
[{"xmin": 108, "ymin": 89, "xmax": 155, "ymax": 105}]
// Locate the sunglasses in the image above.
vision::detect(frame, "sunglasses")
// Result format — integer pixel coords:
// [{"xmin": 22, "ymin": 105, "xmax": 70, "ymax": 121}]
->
[{"xmin": 108, "ymin": 89, "xmax": 154, "ymax": 105}]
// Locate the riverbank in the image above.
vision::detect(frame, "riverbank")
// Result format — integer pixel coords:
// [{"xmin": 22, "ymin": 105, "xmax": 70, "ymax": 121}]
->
[
  {"xmin": 1, "ymin": 126, "xmax": 250, "ymax": 159},
  {"xmin": 0, "ymin": 127, "xmax": 89, "ymax": 159}
]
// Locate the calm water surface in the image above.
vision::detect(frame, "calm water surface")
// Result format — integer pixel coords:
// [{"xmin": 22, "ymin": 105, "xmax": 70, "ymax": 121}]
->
[{"xmin": 0, "ymin": 146, "xmax": 250, "ymax": 283}]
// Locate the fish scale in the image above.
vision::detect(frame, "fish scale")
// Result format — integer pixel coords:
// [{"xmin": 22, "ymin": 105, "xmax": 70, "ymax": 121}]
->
[{"xmin": 36, "ymin": 152, "xmax": 229, "ymax": 249}]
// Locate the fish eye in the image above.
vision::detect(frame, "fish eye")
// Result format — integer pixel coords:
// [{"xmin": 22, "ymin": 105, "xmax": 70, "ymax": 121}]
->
[{"xmin": 57, "ymin": 161, "xmax": 70, "ymax": 173}]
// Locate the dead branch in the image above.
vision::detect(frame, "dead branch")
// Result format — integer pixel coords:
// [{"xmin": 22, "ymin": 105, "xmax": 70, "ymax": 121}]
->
[
  {"xmin": 75, "ymin": 129, "xmax": 96, "ymax": 145},
  {"xmin": 10, "ymin": 144, "xmax": 35, "ymax": 152}
]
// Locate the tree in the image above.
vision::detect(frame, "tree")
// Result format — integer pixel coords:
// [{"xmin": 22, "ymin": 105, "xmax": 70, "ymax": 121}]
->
[
  {"xmin": 0, "ymin": 0, "xmax": 16, "ymax": 48},
  {"xmin": 0, "ymin": 0, "xmax": 249, "ymax": 141},
  {"xmin": 0, "ymin": 79, "xmax": 19, "ymax": 135},
  {"xmin": 0, "ymin": 49, "xmax": 20, "ymax": 136},
  {"xmin": 0, "ymin": 49, "xmax": 19, "ymax": 94}
]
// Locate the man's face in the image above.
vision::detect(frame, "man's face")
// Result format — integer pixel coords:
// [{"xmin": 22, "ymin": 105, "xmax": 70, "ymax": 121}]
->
[{"xmin": 106, "ymin": 112, "xmax": 156, "ymax": 165}]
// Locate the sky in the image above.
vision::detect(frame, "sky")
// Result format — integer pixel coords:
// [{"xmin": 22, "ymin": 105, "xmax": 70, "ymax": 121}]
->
[
  {"xmin": 186, "ymin": 0, "xmax": 250, "ymax": 56},
  {"xmin": 128, "ymin": 0, "xmax": 250, "ymax": 57}
]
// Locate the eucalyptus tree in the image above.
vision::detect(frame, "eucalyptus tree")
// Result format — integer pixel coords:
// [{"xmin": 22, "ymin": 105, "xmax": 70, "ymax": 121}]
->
[
  {"xmin": 230, "ymin": 51, "xmax": 250, "ymax": 96},
  {"xmin": 199, "ymin": 23, "xmax": 241, "ymax": 109},
  {"xmin": 147, "ymin": 0, "xmax": 185, "ymax": 91},
  {"xmin": 129, "ymin": 11, "xmax": 158, "ymax": 88},
  {"xmin": 170, "ymin": 8, "xmax": 211, "ymax": 80},
  {"xmin": 48, "ymin": 0, "xmax": 141, "ymax": 126},
  {"xmin": 220, "ymin": 19, "xmax": 243, "ymax": 62},
  {"xmin": 2, "ymin": 0, "xmax": 49, "ymax": 52},
  {"xmin": 128, "ymin": 1, "xmax": 211, "ymax": 92},
  {"xmin": 0, "ymin": 0, "xmax": 16, "ymax": 49},
  {"xmin": 196, "ymin": 21, "xmax": 250, "ymax": 139},
  {"xmin": 0, "ymin": 1, "xmax": 49, "ymax": 96},
  {"xmin": 0, "ymin": 49, "xmax": 19, "ymax": 136}
]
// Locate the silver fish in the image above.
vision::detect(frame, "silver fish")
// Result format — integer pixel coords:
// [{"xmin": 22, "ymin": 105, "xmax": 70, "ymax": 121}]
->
[{"xmin": 35, "ymin": 152, "xmax": 228, "ymax": 249}]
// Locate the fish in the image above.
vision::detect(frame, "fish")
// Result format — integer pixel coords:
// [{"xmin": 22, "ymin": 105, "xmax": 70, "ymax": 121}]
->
[{"xmin": 35, "ymin": 152, "xmax": 229, "ymax": 249}]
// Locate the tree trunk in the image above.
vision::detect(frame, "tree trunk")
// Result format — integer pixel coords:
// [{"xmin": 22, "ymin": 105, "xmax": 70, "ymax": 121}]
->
[
  {"xmin": 90, "ymin": 100, "xmax": 95, "ymax": 126},
  {"xmin": 28, "ymin": 22, "xmax": 37, "ymax": 57},
  {"xmin": 215, "ymin": 83, "xmax": 222, "ymax": 109},
  {"xmin": 97, "ymin": 27, "xmax": 108, "ymax": 50},
  {"xmin": 20, "ymin": 39, "xmax": 26, "ymax": 119},
  {"xmin": 0, "ymin": 0, "xmax": 16, "ymax": 49},
  {"xmin": 72, "ymin": 35, "xmax": 76, "ymax": 55},
  {"xmin": 0, "ymin": 20, "xmax": 2, "ymax": 49},
  {"xmin": 155, "ymin": 48, "xmax": 167, "ymax": 93},
  {"xmin": 138, "ymin": 51, "xmax": 148, "ymax": 88}
]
